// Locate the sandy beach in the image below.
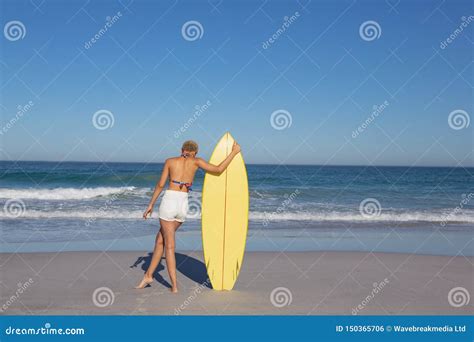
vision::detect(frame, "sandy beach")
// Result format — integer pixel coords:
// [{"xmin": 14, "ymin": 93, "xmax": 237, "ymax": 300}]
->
[{"xmin": 0, "ymin": 251, "xmax": 472, "ymax": 315}]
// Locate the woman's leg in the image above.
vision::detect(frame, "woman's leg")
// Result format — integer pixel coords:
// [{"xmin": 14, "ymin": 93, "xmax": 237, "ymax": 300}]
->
[
  {"xmin": 135, "ymin": 231, "xmax": 164, "ymax": 289},
  {"xmin": 160, "ymin": 219, "xmax": 182, "ymax": 293},
  {"xmin": 147, "ymin": 231, "xmax": 165, "ymax": 277}
]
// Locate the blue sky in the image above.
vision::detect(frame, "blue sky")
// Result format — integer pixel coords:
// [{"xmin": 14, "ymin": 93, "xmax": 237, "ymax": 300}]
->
[{"xmin": 0, "ymin": 0, "xmax": 472, "ymax": 166}]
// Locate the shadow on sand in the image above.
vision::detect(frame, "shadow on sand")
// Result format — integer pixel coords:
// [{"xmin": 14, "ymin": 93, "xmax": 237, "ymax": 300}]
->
[{"xmin": 130, "ymin": 252, "xmax": 212, "ymax": 289}]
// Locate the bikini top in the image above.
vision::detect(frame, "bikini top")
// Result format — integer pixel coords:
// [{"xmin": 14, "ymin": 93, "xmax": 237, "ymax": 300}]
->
[{"xmin": 171, "ymin": 180, "xmax": 192, "ymax": 191}]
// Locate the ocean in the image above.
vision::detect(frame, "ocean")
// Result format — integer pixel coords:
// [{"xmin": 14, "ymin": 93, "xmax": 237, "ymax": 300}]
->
[{"xmin": 1, "ymin": 161, "xmax": 473, "ymax": 255}]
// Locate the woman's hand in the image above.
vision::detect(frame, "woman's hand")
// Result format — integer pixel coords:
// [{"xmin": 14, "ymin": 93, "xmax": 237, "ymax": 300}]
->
[
  {"xmin": 143, "ymin": 206, "xmax": 153, "ymax": 219},
  {"xmin": 232, "ymin": 141, "xmax": 241, "ymax": 154}
]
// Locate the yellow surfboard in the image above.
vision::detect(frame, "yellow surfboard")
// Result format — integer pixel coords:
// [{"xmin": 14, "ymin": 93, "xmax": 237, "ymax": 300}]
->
[{"xmin": 201, "ymin": 132, "xmax": 249, "ymax": 291}]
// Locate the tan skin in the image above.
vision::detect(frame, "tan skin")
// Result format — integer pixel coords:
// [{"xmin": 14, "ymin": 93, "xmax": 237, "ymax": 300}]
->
[{"xmin": 135, "ymin": 141, "xmax": 241, "ymax": 293}]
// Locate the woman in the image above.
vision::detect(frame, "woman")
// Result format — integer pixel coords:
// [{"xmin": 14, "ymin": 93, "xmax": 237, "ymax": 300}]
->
[{"xmin": 135, "ymin": 140, "xmax": 241, "ymax": 293}]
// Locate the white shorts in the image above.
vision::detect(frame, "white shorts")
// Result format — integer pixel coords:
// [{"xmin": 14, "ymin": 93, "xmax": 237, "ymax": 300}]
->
[{"xmin": 158, "ymin": 190, "xmax": 189, "ymax": 222}]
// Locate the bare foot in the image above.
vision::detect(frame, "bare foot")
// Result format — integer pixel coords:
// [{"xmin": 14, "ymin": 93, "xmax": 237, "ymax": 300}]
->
[
  {"xmin": 135, "ymin": 276, "xmax": 153, "ymax": 289},
  {"xmin": 170, "ymin": 287, "xmax": 178, "ymax": 293}
]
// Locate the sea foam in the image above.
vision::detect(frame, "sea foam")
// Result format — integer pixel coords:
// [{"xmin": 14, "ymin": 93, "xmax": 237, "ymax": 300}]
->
[{"xmin": 0, "ymin": 187, "xmax": 136, "ymax": 200}]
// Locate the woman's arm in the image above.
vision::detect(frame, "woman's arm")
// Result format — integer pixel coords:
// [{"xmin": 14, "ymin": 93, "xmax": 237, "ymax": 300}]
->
[
  {"xmin": 143, "ymin": 160, "xmax": 170, "ymax": 219},
  {"xmin": 197, "ymin": 141, "xmax": 241, "ymax": 174}
]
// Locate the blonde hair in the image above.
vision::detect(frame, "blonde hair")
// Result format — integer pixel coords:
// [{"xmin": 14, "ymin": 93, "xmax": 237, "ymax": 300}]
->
[{"xmin": 182, "ymin": 140, "xmax": 198, "ymax": 152}]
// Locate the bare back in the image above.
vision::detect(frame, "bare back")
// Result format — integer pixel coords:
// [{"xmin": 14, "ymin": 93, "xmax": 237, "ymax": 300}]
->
[{"xmin": 166, "ymin": 156, "xmax": 199, "ymax": 192}]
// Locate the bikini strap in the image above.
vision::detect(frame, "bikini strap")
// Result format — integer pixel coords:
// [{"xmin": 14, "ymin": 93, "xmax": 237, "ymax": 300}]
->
[{"xmin": 172, "ymin": 180, "xmax": 192, "ymax": 191}]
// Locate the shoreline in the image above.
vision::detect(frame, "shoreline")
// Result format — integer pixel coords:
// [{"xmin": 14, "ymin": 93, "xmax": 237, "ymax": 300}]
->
[
  {"xmin": 1, "ymin": 250, "xmax": 472, "ymax": 315},
  {"xmin": 2, "ymin": 226, "xmax": 472, "ymax": 256}
]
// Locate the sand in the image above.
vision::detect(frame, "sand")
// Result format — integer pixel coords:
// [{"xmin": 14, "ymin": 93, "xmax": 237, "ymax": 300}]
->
[{"xmin": 0, "ymin": 251, "xmax": 472, "ymax": 315}]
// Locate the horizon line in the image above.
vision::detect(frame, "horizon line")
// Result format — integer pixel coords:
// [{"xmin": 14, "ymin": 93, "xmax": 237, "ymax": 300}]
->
[{"xmin": 1, "ymin": 159, "xmax": 472, "ymax": 169}]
